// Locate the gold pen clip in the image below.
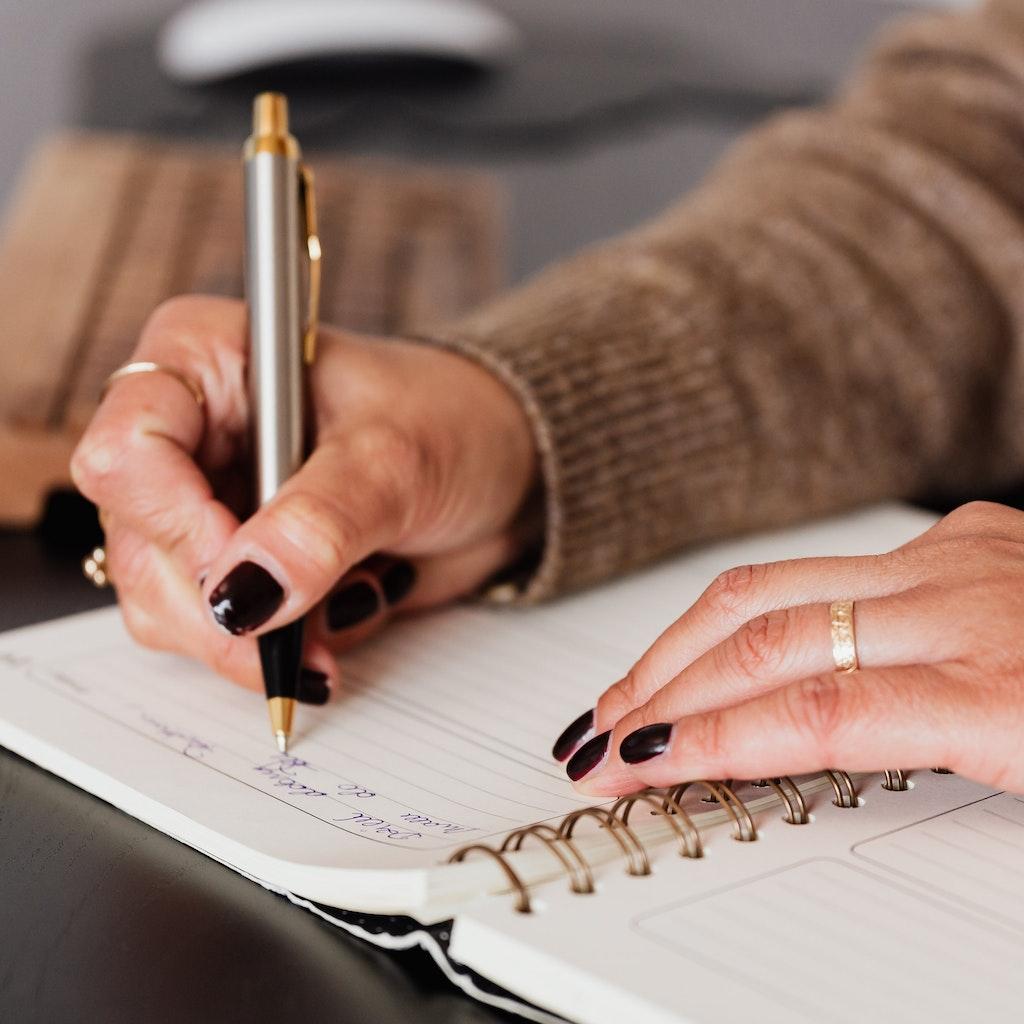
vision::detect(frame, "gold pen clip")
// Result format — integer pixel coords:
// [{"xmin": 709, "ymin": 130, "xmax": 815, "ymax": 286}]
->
[{"xmin": 299, "ymin": 163, "xmax": 321, "ymax": 365}]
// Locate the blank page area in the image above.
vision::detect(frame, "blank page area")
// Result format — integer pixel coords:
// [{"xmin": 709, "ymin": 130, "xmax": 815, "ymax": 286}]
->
[
  {"xmin": 853, "ymin": 793, "xmax": 1024, "ymax": 929},
  {"xmin": 635, "ymin": 859, "xmax": 1024, "ymax": 1023}
]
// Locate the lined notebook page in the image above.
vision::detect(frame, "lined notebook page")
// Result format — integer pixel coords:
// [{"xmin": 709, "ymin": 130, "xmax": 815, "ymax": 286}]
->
[
  {"xmin": 0, "ymin": 607, "xmax": 604, "ymax": 869},
  {"xmin": 0, "ymin": 505, "xmax": 935, "ymax": 911},
  {"xmin": 853, "ymin": 793, "xmax": 1024, "ymax": 926},
  {"xmin": 634, "ymin": 858, "xmax": 1022, "ymax": 1023}
]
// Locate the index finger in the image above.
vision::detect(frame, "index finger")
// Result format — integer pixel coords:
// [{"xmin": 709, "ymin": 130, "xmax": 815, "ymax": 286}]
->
[{"xmin": 70, "ymin": 295, "xmax": 246, "ymax": 579}]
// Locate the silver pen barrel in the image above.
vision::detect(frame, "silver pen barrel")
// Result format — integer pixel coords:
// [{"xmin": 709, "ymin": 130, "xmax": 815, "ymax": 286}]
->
[
  {"xmin": 243, "ymin": 93, "xmax": 307, "ymax": 752},
  {"xmin": 243, "ymin": 93, "xmax": 304, "ymax": 507}
]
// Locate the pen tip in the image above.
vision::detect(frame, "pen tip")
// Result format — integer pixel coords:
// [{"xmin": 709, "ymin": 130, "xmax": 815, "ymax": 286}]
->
[{"xmin": 276, "ymin": 731, "xmax": 289, "ymax": 754}]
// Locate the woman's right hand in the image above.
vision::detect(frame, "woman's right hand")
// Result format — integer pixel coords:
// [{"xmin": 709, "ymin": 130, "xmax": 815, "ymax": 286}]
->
[{"xmin": 71, "ymin": 295, "xmax": 539, "ymax": 698}]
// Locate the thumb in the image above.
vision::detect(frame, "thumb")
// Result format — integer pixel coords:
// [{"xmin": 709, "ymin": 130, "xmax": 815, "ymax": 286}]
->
[{"xmin": 201, "ymin": 426, "xmax": 422, "ymax": 636}]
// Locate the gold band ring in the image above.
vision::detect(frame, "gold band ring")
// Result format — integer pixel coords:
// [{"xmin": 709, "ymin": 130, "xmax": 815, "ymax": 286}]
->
[
  {"xmin": 82, "ymin": 546, "xmax": 111, "ymax": 589},
  {"xmin": 102, "ymin": 361, "xmax": 205, "ymax": 409},
  {"xmin": 829, "ymin": 600, "xmax": 859, "ymax": 673}
]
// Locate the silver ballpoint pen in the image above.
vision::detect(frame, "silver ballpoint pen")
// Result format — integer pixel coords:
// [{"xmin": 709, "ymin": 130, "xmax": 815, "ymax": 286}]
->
[{"xmin": 242, "ymin": 92, "xmax": 321, "ymax": 752}]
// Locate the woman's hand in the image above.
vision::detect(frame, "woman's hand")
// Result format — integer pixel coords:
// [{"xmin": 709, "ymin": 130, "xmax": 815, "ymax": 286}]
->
[
  {"xmin": 71, "ymin": 295, "xmax": 538, "ymax": 696},
  {"xmin": 554, "ymin": 501, "xmax": 1024, "ymax": 795}
]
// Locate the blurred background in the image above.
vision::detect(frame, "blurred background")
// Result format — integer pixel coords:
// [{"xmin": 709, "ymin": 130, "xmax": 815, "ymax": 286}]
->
[
  {"xmin": 0, "ymin": 0, "xmax": 969, "ymax": 276},
  {"xmin": 0, "ymin": 0, "xmax": 969, "ymax": 630},
  {"xmin": 0, "ymin": 1, "xmax": 975, "ymax": 1021}
]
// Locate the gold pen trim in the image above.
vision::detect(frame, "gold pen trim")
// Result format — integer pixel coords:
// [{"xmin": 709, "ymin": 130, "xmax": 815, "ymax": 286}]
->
[
  {"xmin": 243, "ymin": 92, "xmax": 300, "ymax": 158},
  {"xmin": 299, "ymin": 164, "xmax": 321, "ymax": 365},
  {"xmin": 267, "ymin": 696, "xmax": 296, "ymax": 753}
]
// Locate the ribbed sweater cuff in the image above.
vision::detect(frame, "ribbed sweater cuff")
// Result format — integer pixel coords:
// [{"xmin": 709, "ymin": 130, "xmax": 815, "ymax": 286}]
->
[{"xmin": 417, "ymin": 237, "xmax": 752, "ymax": 602}]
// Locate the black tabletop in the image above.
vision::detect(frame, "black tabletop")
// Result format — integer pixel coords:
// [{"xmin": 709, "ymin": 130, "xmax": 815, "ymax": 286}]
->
[{"xmin": 0, "ymin": 3, "xmax": 921, "ymax": 1021}]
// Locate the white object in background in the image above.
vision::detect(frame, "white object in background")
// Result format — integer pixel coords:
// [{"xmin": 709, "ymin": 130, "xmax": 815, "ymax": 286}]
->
[{"xmin": 158, "ymin": 0, "xmax": 521, "ymax": 84}]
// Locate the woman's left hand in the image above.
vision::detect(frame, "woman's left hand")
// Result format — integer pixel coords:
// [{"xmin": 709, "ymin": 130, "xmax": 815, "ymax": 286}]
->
[{"xmin": 554, "ymin": 501, "xmax": 1024, "ymax": 795}]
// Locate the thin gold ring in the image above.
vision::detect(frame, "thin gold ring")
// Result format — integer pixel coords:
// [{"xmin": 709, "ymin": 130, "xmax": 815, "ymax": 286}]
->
[
  {"xmin": 102, "ymin": 361, "xmax": 205, "ymax": 409},
  {"xmin": 830, "ymin": 600, "xmax": 859, "ymax": 673}
]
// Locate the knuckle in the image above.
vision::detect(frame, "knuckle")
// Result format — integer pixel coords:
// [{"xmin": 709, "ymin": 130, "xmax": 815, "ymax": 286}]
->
[
  {"xmin": 145, "ymin": 294, "xmax": 211, "ymax": 338},
  {"xmin": 731, "ymin": 610, "xmax": 792, "ymax": 679},
  {"xmin": 269, "ymin": 492, "xmax": 354, "ymax": 580},
  {"xmin": 70, "ymin": 431, "xmax": 122, "ymax": 498},
  {"xmin": 599, "ymin": 666, "xmax": 652, "ymax": 723},
  {"xmin": 146, "ymin": 511, "xmax": 196, "ymax": 564},
  {"xmin": 143, "ymin": 296, "xmax": 245, "ymax": 370},
  {"xmin": 351, "ymin": 422, "xmax": 421, "ymax": 470},
  {"xmin": 783, "ymin": 675, "xmax": 849, "ymax": 762},
  {"xmin": 687, "ymin": 710, "xmax": 727, "ymax": 769},
  {"xmin": 702, "ymin": 563, "xmax": 767, "ymax": 622},
  {"xmin": 868, "ymin": 545, "xmax": 932, "ymax": 589},
  {"xmin": 352, "ymin": 424, "xmax": 427, "ymax": 510},
  {"xmin": 941, "ymin": 500, "xmax": 1006, "ymax": 535},
  {"xmin": 149, "ymin": 293, "xmax": 200, "ymax": 323}
]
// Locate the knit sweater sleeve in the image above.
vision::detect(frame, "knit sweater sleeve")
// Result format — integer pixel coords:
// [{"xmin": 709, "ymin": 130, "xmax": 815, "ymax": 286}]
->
[{"xmin": 422, "ymin": 0, "xmax": 1024, "ymax": 602}]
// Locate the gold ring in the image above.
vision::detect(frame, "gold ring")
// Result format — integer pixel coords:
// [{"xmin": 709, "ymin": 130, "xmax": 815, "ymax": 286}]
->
[
  {"xmin": 102, "ymin": 361, "xmax": 205, "ymax": 409},
  {"xmin": 82, "ymin": 546, "xmax": 111, "ymax": 588},
  {"xmin": 830, "ymin": 600, "xmax": 859, "ymax": 673}
]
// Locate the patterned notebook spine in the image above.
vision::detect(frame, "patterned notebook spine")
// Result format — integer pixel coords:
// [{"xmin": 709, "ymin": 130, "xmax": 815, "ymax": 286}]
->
[{"xmin": 449, "ymin": 768, "xmax": 950, "ymax": 913}]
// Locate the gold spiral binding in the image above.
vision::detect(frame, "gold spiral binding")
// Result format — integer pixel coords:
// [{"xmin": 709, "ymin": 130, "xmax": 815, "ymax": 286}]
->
[
  {"xmin": 825, "ymin": 769, "xmax": 859, "ymax": 808},
  {"xmin": 611, "ymin": 791, "xmax": 703, "ymax": 859},
  {"xmin": 447, "ymin": 771, "xmax": 939, "ymax": 913},
  {"xmin": 700, "ymin": 778, "xmax": 733, "ymax": 803},
  {"xmin": 881, "ymin": 769, "xmax": 910, "ymax": 792},
  {"xmin": 559, "ymin": 807, "xmax": 650, "ymax": 876},
  {"xmin": 448, "ymin": 844, "xmax": 531, "ymax": 913},
  {"xmin": 754, "ymin": 777, "xmax": 809, "ymax": 824},
  {"xmin": 500, "ymin": 824, "xmax": 594, "ymax": 895},
  {"xmin": 667, "ymin": 780, "xmax": 757, "ymax": 841}
]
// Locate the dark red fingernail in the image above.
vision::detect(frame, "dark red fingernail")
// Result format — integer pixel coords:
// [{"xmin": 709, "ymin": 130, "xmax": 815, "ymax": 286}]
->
[
  {"xmin": 327, "ymin": 580, "xmax": 379, "ymax": 631},
  {"xmin": 552, "ymin": 708, "xmax": 594, "ymax": 761},
  {"xmin": 620, "ymin": 723, "xmax": 672, "ymax": 764},
  {"xmin": 380, "ymin": 559, "xmax": 416, "ymax": 604},
  {"xmin": 566, "ymin": 731, "xmax": 611, "ymax": 781},
  {"xmin": 208, "ymin": 561, "xmax": 284, "ymax": 635},
  {"xmin": 297, "ymin": 668, "xmax": 330, "ymax": 706}
]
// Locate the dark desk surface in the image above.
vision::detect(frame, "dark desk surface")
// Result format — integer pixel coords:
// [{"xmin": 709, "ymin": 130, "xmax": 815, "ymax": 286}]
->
[{"xmin": 0, "ymin": 2, "xmax": 921, "ymax": 1021}]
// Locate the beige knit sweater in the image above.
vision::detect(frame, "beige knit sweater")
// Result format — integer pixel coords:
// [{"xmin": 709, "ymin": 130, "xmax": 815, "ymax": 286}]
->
[{"xmin": 430, "ymin": 0, "xmax": 1024, "ymax": 602}]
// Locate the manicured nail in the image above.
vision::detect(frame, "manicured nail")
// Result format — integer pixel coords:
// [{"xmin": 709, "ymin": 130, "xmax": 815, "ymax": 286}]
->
[
  {"xmin": 552, "ymin": 708, "xmax": 595, "ymax": 761},
  {"xmin": 566, "ymin": 730, "xmax": 611, "ymax": 781},
  {"xmin": 208, "ymin": 561, "xmax": 284, "ymax": 635},
  {"xmin": 297, "ymin": 668, "xmax": 330, "ymax": 706},
  {"xmin": 620, "ymin": 723, "xmax": 672, "ymax": 764},
  {"xmin": 380, "ymin": 559, "xmax": 416, "ymax": 605},
  {"xmin": 327, "ymin": 580, "xmax": 379, "ymax": 631}
]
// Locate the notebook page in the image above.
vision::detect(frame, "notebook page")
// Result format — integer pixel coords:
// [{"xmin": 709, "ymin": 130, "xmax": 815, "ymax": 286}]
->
[
  {"xmin": 0, "ymin": 609, "xmax": 598, "ymax": 871},
  {"xmin": 0, "ymin": 504, "xmax": 935, "ymax": 913},
  {"xmin": 452, "ymin": 773, "xmax": 1023, "ymax": 1024},
  {"xmin": 852, "ymin": 792, "xmax": 1024, "ymax": 925}
]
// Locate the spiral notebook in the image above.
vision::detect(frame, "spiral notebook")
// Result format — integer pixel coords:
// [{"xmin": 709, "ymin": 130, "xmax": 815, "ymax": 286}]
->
[{"xmin": 1, "ymin": 504, "xmax": 1022, "ymax": 1024}]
